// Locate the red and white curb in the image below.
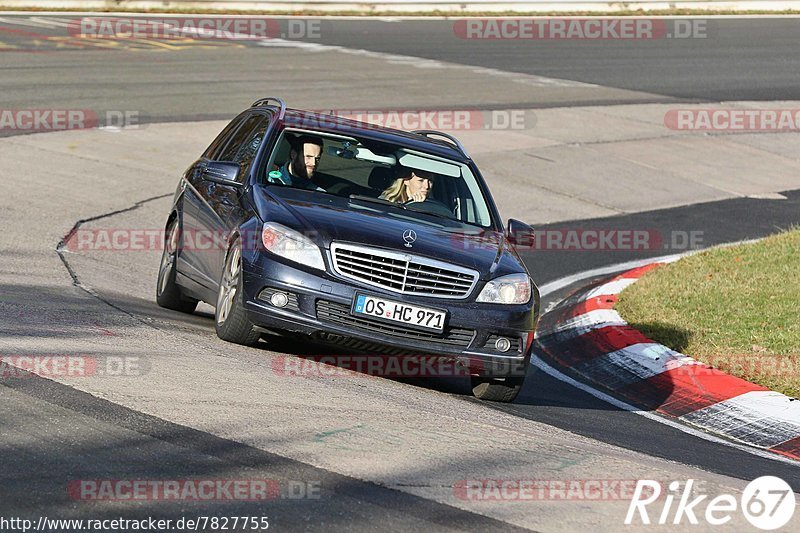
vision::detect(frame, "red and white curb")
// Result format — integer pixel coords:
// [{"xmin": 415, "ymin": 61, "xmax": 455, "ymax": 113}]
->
[{"xmin": 535, "ymin": 262, "xmax": 800, "ymax": 462}]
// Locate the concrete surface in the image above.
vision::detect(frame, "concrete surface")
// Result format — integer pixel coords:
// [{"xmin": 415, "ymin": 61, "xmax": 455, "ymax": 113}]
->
[
  {"xmin": 2, "ymin": 105, "xmax": 799, "ymax": 529},
  {"xmin": 2, "ymin": 14, "xmax": 799, "ymax": 531}
]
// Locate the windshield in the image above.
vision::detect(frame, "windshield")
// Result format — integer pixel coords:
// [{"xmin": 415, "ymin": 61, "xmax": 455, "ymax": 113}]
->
[{"xmin": 262, "ymin": 128, "xmax": 494, "ymax": 228}]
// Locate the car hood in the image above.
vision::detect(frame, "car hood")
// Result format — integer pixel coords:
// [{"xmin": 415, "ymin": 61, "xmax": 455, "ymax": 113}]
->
[{"xmin": 252, "ymin": 186, "xmax": 528, "ymax": 279}]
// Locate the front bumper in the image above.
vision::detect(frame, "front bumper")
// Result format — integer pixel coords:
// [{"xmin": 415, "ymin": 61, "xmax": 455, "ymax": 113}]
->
[{"xmin": 241, "ymin": 252, "xmax": 538, "ymax": 377}]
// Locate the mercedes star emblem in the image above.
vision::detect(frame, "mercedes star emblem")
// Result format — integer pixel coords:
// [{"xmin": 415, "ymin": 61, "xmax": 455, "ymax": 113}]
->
[{"xmin": 403, "ymin": 229, "xmax": 417, "ymax": 248}]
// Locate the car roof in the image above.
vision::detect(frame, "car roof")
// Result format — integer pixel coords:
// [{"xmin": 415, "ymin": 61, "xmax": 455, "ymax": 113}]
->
[{"xmin": 265, "ymin": 108, "xmax": 473, "ymax": 164}]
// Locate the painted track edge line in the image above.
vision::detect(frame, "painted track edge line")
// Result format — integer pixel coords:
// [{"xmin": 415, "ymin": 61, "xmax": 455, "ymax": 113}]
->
[
  {"xmin": 530, "ymin": 353, "xmax": 800, "ymax": 466},
  {"xmin": 538, "ymin": 238, "xmax": 762, "ymax": 298},
  {"xmin": 538, "ymin": 252, "xmax": 686, "ymax": 298}
]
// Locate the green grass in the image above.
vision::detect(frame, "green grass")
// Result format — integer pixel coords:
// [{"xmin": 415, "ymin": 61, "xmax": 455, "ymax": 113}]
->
[{"xmin": 616, "ymin": 228, "xmax": 800, "ymax": 398}]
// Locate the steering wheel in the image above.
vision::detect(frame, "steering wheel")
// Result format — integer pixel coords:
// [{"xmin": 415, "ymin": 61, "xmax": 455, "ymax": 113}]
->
[{"xmin": 404, "ymin": 198, "xmax": 454, "ymax": 217}]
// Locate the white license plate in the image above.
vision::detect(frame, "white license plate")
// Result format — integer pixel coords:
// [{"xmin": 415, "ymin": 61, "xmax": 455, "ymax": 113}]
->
[{"xmin": 352, "ymin": 294, "xmax": 446, "ymax": 333}]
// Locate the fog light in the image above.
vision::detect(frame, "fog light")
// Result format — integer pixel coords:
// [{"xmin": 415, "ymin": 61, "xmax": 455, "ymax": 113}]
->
[
  {"xmin": 494, "ymin": 337, "xmax": 511, "ymax": 353},
  {"xmin": 270, "ymin": 292, "xmax": 289, "ymax": 308}
]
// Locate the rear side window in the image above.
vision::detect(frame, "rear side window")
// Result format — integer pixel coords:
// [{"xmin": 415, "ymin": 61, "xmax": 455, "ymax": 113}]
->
[
  {"xmin": 217, "ymin": 115, "xmax": 271, "ymax": 182},
  {"xmin": 203, "ymin": 115, "xmax": 247, "ymax": 160}
]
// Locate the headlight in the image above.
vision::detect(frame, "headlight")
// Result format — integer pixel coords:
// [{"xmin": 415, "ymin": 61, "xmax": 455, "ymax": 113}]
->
[
  {"xmin": 261, "ymin": 222, "xmax": 325, "ymax": 271},
  {"xmin": 476, "ymin": 273, "xmax": 531, "ymax": 304}
]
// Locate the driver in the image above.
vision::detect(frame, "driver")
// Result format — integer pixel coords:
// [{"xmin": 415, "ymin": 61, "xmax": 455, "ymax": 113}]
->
[
  {"xmin": 274, "ymin": 135, "xmax": 326, "ymax": 191},
  {"xmin": 380, "ymin": 168, "xmax": 434, "ymax": 203}
]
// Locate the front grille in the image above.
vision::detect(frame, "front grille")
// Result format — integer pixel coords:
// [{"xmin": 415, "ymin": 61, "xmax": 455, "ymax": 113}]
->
[
  {"xmin": 331, "ymin": 243, "xmax": 478, "ymax": 299},
  {"xmin": 316, "ymin": 300, "xmax": 474, "ymax": 348},
  {"xmin": 310, "ymin": 332, "xmax": 416, "ymax": 355}
]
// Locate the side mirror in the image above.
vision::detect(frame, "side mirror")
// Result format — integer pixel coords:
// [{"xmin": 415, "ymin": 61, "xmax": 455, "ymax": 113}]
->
[
  {"xmin": 506, "ymin": 218, "xmax": 535, "ymax": 248},
  {"xmin": 203, "ymin": 161, "xmax": 243, "ymax": 188}
]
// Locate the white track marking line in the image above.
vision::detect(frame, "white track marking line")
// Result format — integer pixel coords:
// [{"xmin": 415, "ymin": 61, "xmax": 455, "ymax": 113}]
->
[
  {"xmin": 256, "ymin": 38, "xmax": 596, "ymax": 88},
  {"xmin": 539, "ymin": 238, "xmax": 764, "ymax": 298},
  {"xmin": 28, "ymin": 16, "xmax": 72, "ymax": 27},
  {"xmin": 538, "ymin": 252, "xmax": 685, "ymax": 298},
  {"xmin": 576, "ymin": 343, "xmax": 693, "ymax": 389},
  {"xmin": 584, "ymin": 277, "xmax": 638, "ymax": 298},
  {"xmin": 537, "ymin": 309, "xmax": 625, "ymax": 337},
  {"xmin": 681, "ymin": 391, "xmax": 800, "ymax": 448},
  {"xmin": 531, "ymin": 354, "xmax": 800, "ymax": 465},
  {"xmin": 0, "ymin": 16, "xmax": 57, "ymax": 28}
]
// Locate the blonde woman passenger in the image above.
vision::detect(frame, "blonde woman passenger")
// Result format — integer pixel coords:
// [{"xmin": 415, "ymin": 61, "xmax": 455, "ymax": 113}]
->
[{"xmin": 380, "ymin": 169, "xmax": 434, "ymax": 203}]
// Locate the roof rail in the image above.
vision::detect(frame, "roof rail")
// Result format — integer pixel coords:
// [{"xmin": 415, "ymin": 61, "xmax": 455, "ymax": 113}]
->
[
  {"xmin": 251, "ymin": 97, "xmax": 287, "ymax": 120},
  {"xmin": 411, "ymin": 130, "xmax": 470, "ymax": 158}
]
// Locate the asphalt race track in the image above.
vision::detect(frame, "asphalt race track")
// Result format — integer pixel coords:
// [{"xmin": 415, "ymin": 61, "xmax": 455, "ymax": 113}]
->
[
  {"xmin": 1, "ymin": 13, "xmax": 799, "ymax": 532},
  {"xmin": 3, "ymin": 16, "xmax": 800, "ymax": 121}
]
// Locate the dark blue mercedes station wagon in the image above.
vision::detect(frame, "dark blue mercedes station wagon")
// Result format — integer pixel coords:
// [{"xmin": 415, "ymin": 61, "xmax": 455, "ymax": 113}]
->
[{"xmin": 156, "ymin": 97, "xmax": 539, "ymax": 401}]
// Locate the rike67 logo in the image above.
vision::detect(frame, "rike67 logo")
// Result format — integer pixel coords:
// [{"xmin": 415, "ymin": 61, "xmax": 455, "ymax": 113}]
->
[{"xmin": 626, "ymin": 477, "xmax": 796, "ymax": 530}]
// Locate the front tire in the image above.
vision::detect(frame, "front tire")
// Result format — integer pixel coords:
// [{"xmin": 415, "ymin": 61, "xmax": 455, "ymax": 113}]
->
[
  {"xmin": 215, "ymin": 238, "xmax": 260, "ymax": 346},
  {"xmin": 156, "ymin": 218, "xmax": 198, "ymax": 314},
  {"xmin": 471, "ymin": 376, "xmax": 524, "ymax": 402}
]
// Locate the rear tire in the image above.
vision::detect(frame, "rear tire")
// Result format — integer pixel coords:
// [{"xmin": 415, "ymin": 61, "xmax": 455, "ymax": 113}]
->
[
  {"xmin": 471, "ymin": 376, "xmax": 524, "ymax": 402},
  {"xmin": 156, "ymin": 217, "xmax": 198, "ymax": 314},
  {"xmin": 215, "ymin": 238, "xmax": 260, "ymax": 346}
]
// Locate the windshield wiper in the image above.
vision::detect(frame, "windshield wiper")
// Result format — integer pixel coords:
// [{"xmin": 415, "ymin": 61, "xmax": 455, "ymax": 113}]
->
[{"xmin": 348, "ymin": 195, "xmax": 406, "ymax": 209}]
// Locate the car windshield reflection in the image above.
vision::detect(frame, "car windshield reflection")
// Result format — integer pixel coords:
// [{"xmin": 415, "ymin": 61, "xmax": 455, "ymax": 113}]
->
[{"xmin": 264, "ymin": 129, "xmax": 494, "ymax": 228}]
